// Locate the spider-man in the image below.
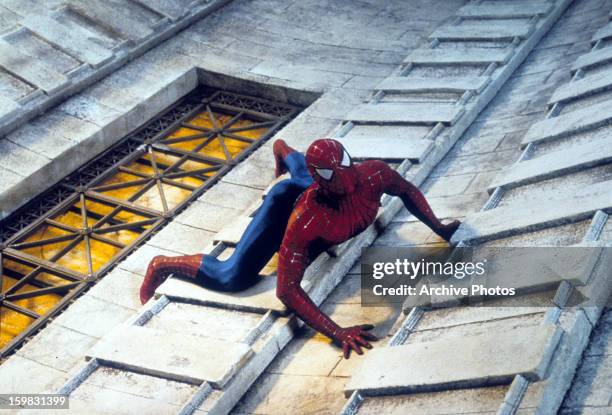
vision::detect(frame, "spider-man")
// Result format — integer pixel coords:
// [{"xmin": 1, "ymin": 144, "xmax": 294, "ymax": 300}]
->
[{"xmin": 140, "ymin": 138, "xmax": 459, "ymax": 358}]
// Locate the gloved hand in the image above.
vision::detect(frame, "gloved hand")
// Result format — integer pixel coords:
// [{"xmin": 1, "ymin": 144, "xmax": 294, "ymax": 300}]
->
[{"xmin": 334, "ymin": 324, "xmax": 378, "ymax": 359}]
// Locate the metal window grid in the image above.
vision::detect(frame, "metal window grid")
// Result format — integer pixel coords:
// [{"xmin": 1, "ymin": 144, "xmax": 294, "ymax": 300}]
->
[{"xmin": 0, "ymin": 87, "xmax": 300, "ymax": 359}]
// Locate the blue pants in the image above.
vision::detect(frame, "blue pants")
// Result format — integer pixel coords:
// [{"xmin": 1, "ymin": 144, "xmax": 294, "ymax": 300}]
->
[{"xmin": 197, "ymin": 152, "xmax": 313, "ymax": 291}]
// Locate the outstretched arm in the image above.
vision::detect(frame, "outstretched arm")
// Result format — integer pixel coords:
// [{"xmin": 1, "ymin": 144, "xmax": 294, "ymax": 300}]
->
[
  {"xmin": 377, "ymin": 162, "xmax": 459, "ymax": 241},
  {"xmin": 277, "ymin": 213, "xmax": 375, "ymax": 358}
]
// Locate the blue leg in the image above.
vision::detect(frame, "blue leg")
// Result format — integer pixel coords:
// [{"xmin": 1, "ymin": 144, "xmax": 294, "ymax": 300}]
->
[{"xmin": 198, "ymin": 152, "xmax": 312, "ymax": 291}]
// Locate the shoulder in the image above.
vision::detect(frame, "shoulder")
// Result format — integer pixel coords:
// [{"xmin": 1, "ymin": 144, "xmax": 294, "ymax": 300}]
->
[
  {"xmin": 356, "ymin": 160, "xmax": 394, "ymax": 190},
  {"xmin": 285, "ymin": 187, "xmax": 326, "ymax": 238}
]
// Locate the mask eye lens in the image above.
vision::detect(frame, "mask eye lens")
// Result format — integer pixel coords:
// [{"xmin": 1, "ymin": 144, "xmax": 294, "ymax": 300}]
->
[
  {"xmin": 340, "ymin": 150, "xmax": 351, "ymax": 167},
  {"xmin": 315, "ymin": 168, "xmax": 333, "ymax": 180}
]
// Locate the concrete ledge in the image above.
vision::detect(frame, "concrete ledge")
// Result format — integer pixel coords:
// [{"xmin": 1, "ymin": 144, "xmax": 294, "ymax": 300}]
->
[{"xmin": 345, "ymin": 324, "xmax": 561, "ymax": 396}]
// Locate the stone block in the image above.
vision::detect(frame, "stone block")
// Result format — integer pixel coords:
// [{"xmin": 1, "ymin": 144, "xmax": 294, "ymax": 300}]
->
[
  {"xmin": 21, "ymin": 15, "xmax": 114, "ymax": 68},
  {"xmin": 147, "ymin": 221, "xmax": 215, "ymax": 254},
  {"xmin": 355, "ymin": 385, "xmax": 508, "ymax": 415},
  {"xmin": 549, "ymin": 70, "xmax": 612, "ymax": 105},
  {"xmin": 16, "ymin": 322, "xmax": 97, "ymax": 372},
  {"xmin": 213, "ymin": 216, "xmax": 252, "ymax": 245},
  {"xmin": 68, "ymin": 381, "xmax": 184, "ymax": 414},
  {"xmin": 572, "ymin": 47, "xmax": 612, "ymax": 72},
  {"xmin": 81, "ymin": 365, "xmax": 198, "ymax": 407},
  {"xmin": 430, "ymin": 22, "xmax": 533, "ymax": 40},
  {"xmin": 156, "ymin": 274, "xmax": 311, "ymax": 314},
  {"xmin": 404, "ymin": 47, "xmax": 511, "ymax": 65},
  {"xmin": 523, "ymin": 100, "xmax": 612, "ymax": 146},
  {"xmin": 337, "ymin": 126, "xmax": 433, "ymax": 162},
  {"xmin": 87, "ymin": 268, "xmax": 144, "ymax": 311},
  {"xmin": 0, "ymin": 94, "xmax": 19, "ymax": 123},
  {"xmin": 457, "ymin": 3, "xmax": 552, "ymax": 18},
  {"xmin": 175, "ymin": 200, "xmax": 243, "ymax": 233},
  {"xmin": 0, "ymin": 355, "xmax": 68, "ymax": 394},
  {"xmin": 68, "ymin": 0, "xmax": 155, "ymax": 41},
  {"xmin": 52, "ymin": 294, "xmax": 134, "ymax": 338},
  {"xmin": 592, "ymin": 21, "xmax": 612, "ymax": 43},
  {"xmin": 119, "ymin": 244, "xmax": 181, "ymax": 276},
  {"xmin": 377, "ymin": 76, "xmax": 489, "ymax": 93},
  {"xmin": 491, "ymin": 135, "xmax": 612, "ymax": 190},
  {"xmin": 88, "ymin": 325, "xmax": 252, "ymax": 388},
  {"xmin": 144, "ymin": 301, "xmax": 262, "ymax": 343},
  {"xmin": 345, "ymin": 103, "xmax": 463, "ymax": 125},
  {"xmin": 0, "ymin": 39, "xmax": 67, "ymax": 93},
  {"xmin": 131, "ymin": 0, "xmax": 187, "ymax": 21},
  {"xmin": 345, "ymin": 324, "xmax": 561, "ymax": 395},
  {"xmin": 198, "ymin": 181, "xmax": 262, "ymax": 212},
  {"xmin": 452, "ymin": 179, "xmax": 612, "ymax": 244}
]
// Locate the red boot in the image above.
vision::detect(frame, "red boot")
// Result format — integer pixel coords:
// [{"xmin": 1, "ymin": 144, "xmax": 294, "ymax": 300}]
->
[
  {"xmin": 273, "ymin": 139, "xmax": 297, "ymax": 177},
  {"xmin": 140, "ymin": 254, "xmax": 203, "ymax": 304}
]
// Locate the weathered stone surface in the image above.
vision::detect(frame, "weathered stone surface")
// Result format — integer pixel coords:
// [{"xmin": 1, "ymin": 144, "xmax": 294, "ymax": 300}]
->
[
  {"xmin": 572, "ymin": 47, "xmax": 612, "ymax": 71},
  {"xmin": 338, "ymin": 127, "xmax": 433, "ymax": 161},
  {"xmin": 81, "ymin": 365, "xmax": 198, "ymax": 407},
  {"xmin": 21, "ymin": 15, "xmax": 113, "ymax": 67},
  {"xmin": 345, "ymin": 324, "xmax": 561, "ymax": 395},
  {"xmin": 52, "ymin": 294, "xmax": 135, "ymax": 338},
  {"xmin": 0, "ymin": 39, "xmax": 67, "ymax": 93},
  {"xmin": 147, "ymin": 221, "xmax": 215, "ymax": 254},
  {"xmin": 16, "ymin": 323, "xmax": 97, "ymax": 372},
  {"xmin": 356, "ymin": 385, "xmax": 508, "ymax": 415},
  {"xmin": 175, "ymin": 200, "xmax": 243, "ymax": 233},
  {"xmin": 346, "ymin": 103, "xmax": 463, "ymax": 125},
  {"xmin": 452, "ymin": 180, "xmax": 612, "ymax": 244},
  {"xmin": 145, "ymin": 301, "xmax": 262, "ymax": 342},
  {"xmin": 132, "ymin": 0, "xmax": 186, "ymax": 21},
  {"xmin": 68, "ymin": 0, "xmax": 156, "ymax": 41},
  {"xmin": 156, "ymin": 275, "xmax": 311, "ymax": 314},
  {"xmin": 491, "ymin": 136, "xmax": 612, "ymax": 190},
  {"xmin": 198, "ymin": 181, "xmax": 262, "ymax": 212},
  {"xmin": 457, "ymin": 3, "xmax": 552, "ymax": 18},
  {"xmin": 213, "ymin": 216, "xmax": 252, "ymax": 245},
  {"xmin": 592, "ymin": 21, "xmax": 612, "ymax": 42},
  {"xmin": 430, "ymin": 22, "xmax": 533, "ymax": 41},
  {"xmin": 0, "ymin": 355, "xmax": 68, "ymax": 394},
  {"xmin": 88, "ymin": 325, "xmax": 252, "ymax": 387},
  {"xmin": 522, "ymin": 100, "xmax": 612, "ymax": 146},
  {"xmin": 0, "ymin": 94, "xmax": 19, "ymax": 122},
  {"xmin": 119, "ymin": 244, "xmax": 180, "ymax": 276},
  {"xmin": 549, "ymin": 70, "xmax": 612, "ymax": 105},
  {"xmin": 68, "ymin": 381, "xmax": 184, "ymax": 414},
  {"xmin": 404, "ymin": 47, "xmax": 511, "ymax": 65},
  {"xmin": 377, "ymin": 76, "xmax": 489, "ymax": 93},
  {"xmin": 87, "ymin": 268, "xmax": 144, "ymax": 311},
  {"xmin": 562, "ymin": 356, "xmax": 612, "ymax": 409}
]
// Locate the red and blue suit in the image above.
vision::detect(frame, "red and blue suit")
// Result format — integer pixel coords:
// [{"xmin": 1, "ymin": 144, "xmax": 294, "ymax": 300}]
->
[{"xmin": 140, "ymin": 138, "xmax": 459, "ymax": 357}]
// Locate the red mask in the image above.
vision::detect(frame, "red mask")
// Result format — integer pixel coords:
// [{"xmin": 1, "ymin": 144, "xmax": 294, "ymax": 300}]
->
[{"xmin": 305, "ymin": 138, "xmax": 357, "ymax": 196}]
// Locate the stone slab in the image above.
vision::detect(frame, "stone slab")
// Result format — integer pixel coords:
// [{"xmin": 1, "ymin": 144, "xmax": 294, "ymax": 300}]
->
[
  {"xmin": 376, "ymin": 76, "xmax": 489, "ymax": 93},
  {"xmin": 346, "ymin": 103, "xmax": 463, "ymax": 125},
  {"xmin": 430, "ymin": 22, "xmax": 533, "ymax": 41},
  {"xmin": 132, "ymin": 0, "xmax": 186, "ymax": 21},
  {"xmin": 345, "ymin": 324, "xmax": 561, "ymax": 395},
  {"xmin": 549, "ymin": 70, "xmax": 612, "ymax": 105},
  {"xmin": 404, "ymin": 47, "xmax": 511, "ymax": 65},
  {"xmin": 592, "ymin": 21, "xmax": 612, "ymax": 42},
  {"xmin": 213, "ymin": 216, "xmax": 253, "ymax": 244},
  {"xmin": 572, "ymin": 47, "xmax": 612, "ymax": 72},
  {"xmin": 452, "ymin": 179, "xmax": 612, "ymax": 244},
  {"xmin": 21, "ymin": 15, "xmax": 114, "ymax": 68},
  {"xmin": 337, "ymin": 133, "xmax": 433, "ymax": 161},
  {"xmin": 0, "ymin": 93, "xmax": 19, "ymax": 122},
  {"xmin": 0, "ymin": 39, "xmax": 67, "ymax": 93},
  {"xmin": 522, "ymin": 99, "xmax": 612, "ymax": 146},
  {"xmin": 491, "ymin": 135, "xmax": 612, "ymax": 190},
  {"xmin": 88, "ymin": 325, "xmax": 253, "ymax": 388},
  {"xmin": 457, "ymin": 3, "xmax": 552, "ymax": 18},
  {"xmin": 68, "ymin": 0, "xmax": 154, "ymax": 41},
  {"xmin": 156, "ymin": 275, "xmax": 311, "ymax": 314}
]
